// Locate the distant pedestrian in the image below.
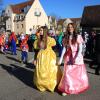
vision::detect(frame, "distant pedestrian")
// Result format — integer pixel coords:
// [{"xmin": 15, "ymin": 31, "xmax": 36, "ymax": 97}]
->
[
  {"xmin": 95, "ymin": 33, "xmax": 100, "ymax": 75},
  {"xmin": 9, "ymin": 32, "xmax": 17, "ymax": 55},
  {"xmin": 20, "ymin": 39, "xmax": 29, "ymax": 64},
  {"xmin": 57, "ymin": 31, "xmax": 64, "ymax": 57}
]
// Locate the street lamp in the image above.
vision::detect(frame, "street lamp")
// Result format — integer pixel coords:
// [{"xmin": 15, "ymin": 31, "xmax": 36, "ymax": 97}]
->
[{"xmin": 34, "ymin": 8, "xmax": 41, "ymax": 27}]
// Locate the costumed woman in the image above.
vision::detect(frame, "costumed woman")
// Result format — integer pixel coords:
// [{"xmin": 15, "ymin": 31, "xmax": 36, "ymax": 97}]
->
[
  {"xmin": 58, "ymin": 23, "xmax": 89, "ymax": 95},
  {"xmin": 34, "ymin": 26, "xmax": 62, "ymax": 92}
]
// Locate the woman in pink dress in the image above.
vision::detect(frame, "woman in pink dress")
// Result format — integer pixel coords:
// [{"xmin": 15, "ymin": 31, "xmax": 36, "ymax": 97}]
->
[{"xmin": 58, "ymin": 23, "xmax": 89, "ymax": 96}]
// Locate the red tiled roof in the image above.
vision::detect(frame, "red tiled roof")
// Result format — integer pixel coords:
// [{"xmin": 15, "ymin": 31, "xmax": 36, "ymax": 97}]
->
[
  {"xmin": 10, "ymin": 0, "xmax": 34, "ymax": 14},
  {"xmin": 57, "ymin": 19, "xmax": 66, "ymax": 25}
]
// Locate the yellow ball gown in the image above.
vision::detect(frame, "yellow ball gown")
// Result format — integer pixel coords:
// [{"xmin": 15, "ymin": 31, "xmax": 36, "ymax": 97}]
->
[{"xmin": 34, "ymin": 36, "xmax": 62, "ymax": 92}]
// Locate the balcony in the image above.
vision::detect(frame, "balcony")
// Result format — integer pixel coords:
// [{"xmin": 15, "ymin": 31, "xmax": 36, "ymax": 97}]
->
[{"xmin": 13, "ymin": 15, "xmax": 25, "ymax": 22}]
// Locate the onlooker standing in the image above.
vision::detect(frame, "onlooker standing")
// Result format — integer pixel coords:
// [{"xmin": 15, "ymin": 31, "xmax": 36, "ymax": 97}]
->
[
  {"xmin": 89, "ymin": 31, "xmax": 97, "ymax": 68},
  {"xmin": 57, "ymin": 31, "xmax": 64, "ymax": 57},
  {"xmin": 88, "ymin": 31, "xmax": 96, "ymax": 58},
  {"xmin": 95, "ymin": 33, "xmax": 100, "ymax": 75}
]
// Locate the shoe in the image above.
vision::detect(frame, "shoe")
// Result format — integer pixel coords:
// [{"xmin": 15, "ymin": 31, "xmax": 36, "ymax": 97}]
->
[
  {"xmin": 24, "ymin": 61, "xmax": 28, "ymax": 64},
  {"xmin": 62, "ymin": 93, "xmax": 67, "ymax": 96},
  {"xmin": 20, "ymin": 60, "xmax": 24, "ymax": 64},
  {"xmin": 12, "ymin": 53, "xmax": 17, "ymax": 55}
]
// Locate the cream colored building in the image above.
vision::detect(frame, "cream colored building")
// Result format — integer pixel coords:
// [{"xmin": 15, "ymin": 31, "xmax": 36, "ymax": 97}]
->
[
  {"xmin": 57, "ymin": 18, "xmax": 81, "ymax": 32},
  {"xmin": 5, "ymin": 0, "xmax": 48, "ymax": 34},
  {"xmin": 48, "ymin": 16, "xmax": 57, "ymax": 29}
]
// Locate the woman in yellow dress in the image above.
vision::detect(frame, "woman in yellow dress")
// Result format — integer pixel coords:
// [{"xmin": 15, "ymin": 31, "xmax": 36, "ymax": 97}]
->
[{"xmin": 33, "ymin": 26, "xmax": 62, "ymax": 92}]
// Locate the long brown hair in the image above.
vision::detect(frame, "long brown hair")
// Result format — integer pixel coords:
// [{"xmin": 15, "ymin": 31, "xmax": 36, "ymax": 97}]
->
[
  {"xmin": 63, "ymin": 23, "xmax": 78, "ymax": 46},
  {"xmin": 37, "ymin": 26, "xmax": 48, "ymax": 49}
]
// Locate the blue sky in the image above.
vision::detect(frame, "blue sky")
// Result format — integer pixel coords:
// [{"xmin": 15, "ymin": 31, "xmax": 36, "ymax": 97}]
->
[{"xmin": 2, "ymin": 0, "xmax": 100, "ymax": 18}]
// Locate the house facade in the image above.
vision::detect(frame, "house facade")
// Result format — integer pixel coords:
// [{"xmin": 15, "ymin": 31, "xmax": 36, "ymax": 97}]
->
[
  {"xmin": 57, "ymin": 18, "xmax": 81, "ymax": 32},
  {"xmin": 5, "ymin": 0, "xmax": 48, "ymax": 34},
  {"xmin": 81, "ymin": 5, "xmax": 100, "ymax": 33},
  {"xmin": 48, "ymin": 16, "xmax": 57, "ymax": 29}
]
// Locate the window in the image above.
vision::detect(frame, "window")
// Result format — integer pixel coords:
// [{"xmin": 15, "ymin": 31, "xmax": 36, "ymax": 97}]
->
[
  {"xmin": 24, "ymin": 6, "xmax": 30, "ymax": 13},
  {"xmin": 7, "ymin": 25, "xmax": 11, "ymax": 29},
  {"xmin": 21, "ymin": 9, "xmax": 24, "ymax": 13},
  {"xmin": 21, "ymin": 15, "xmax": 24, "ymax": 20},
  {"xmin": 8, "ymin": 25, "xmax": 9, "ymax": 28},
  {"xmin": 21, "ymin": 24, "xmax": 24, "ymax": 28},
  {"xmin": 9, "ymin": 17, "xmax": 11, "ymax": 21},
  {"xmin": 21, "ymin": 15, "xmax": 23, "ymax": 19},
  {"xmin": 19, "ymin": 16, "xmax": 20, "ymax": 20},
  {"xmin": 17, "ymin": 24, "xmax": 19, "ymax": 29},
  {"xmin": 16, "ymin": 15, "xmax": 20, "ymax": 20},
  {"xmin": 34, "ymin": 8, "xmax": 41, "ymax": 16}
]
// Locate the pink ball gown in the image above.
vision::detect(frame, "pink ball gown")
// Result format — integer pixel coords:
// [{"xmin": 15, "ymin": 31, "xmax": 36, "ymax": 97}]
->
[{"xmin": 58, "ymin": 35, "xmax": 89, "ymax": 94}]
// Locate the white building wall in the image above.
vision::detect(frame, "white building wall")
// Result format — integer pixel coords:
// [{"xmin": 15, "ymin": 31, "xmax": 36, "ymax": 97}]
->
[
  {"xmin": 5, "ymin": 6, "xmax": 15, "ymax": 32},
  {"xmin": 14, "ymin": 20, "xmax": 26, "ymax": 34},
  {"xmin": 25, "ymin": 0, "xmax": 48, "ymax": 34}
]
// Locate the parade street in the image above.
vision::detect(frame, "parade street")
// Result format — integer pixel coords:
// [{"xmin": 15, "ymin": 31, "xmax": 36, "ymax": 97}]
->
[{"xmin": 0, "ymin": 49, "xmax": 100, "ymax": 100}]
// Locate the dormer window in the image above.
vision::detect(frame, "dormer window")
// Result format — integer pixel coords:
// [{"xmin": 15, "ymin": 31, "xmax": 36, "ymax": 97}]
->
[
  {"xmin": 21, "ymin": 9, "xmax": 24, "ymax": 13},
  {"xmin": 27, "ymin": 5, "xmax": 30, "ymax": 11},
  {"xmin": 24, "ymin": 5, "xmax": 31, "ymax": 13},
  {"xmin": 16, "ymin": 15, "xmax": 20, "ymax": 21}
]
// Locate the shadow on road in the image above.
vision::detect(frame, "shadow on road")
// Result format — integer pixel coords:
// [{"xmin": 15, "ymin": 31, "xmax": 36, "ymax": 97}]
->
[
  {"xmin": 25, "ymin": 63, "xmax": 35, "ymax": 69},
  {"xmin": 6, "ymin": 56, "xmax": 21, "ymax": 63},
  {"xmin": 84, "ymin": 58, "xmax": 97, "ymax": 69},
  {"xmin": 0, "ymin": 63, "xmax": 36, "ymax": 89},
  {"xmin": 87, "ymin": 71, "xmax": 95, "ymax": 75}
]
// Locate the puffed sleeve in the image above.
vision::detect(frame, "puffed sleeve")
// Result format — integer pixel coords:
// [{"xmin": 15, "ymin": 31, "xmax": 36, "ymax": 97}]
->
[
  {"xmin": 77, "ymin": 35, "xmax": 83, "ymax": 44},
  {"xmin": 77, "ymin": 35, "xmax": 83, "ymax": 56},
  {"xmin": 33, "ymin": 40, "xmax": 38, "ymax": 49},
  {"xmin": 47, "ymin": 37, "xmax": 56, "ymax": 47}
]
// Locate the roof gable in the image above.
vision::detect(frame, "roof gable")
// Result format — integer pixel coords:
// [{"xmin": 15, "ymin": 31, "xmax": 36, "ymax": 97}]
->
[
  {"xmin": 57, "ymin": 19, "xmax": 66, "ymax": 26},
  {"xmin": 70, "ymin": 18, "xmax": 81, "ymax": 23},
  {"xmin": 10, "ymin": 0, "xmax": 34, "ymax": 14}
]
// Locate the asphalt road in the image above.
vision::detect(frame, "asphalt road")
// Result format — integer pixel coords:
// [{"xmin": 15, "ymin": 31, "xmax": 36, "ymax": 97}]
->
[{"xmin": 0, "ymin": 49, "xmax": 100, "ymax": 100}]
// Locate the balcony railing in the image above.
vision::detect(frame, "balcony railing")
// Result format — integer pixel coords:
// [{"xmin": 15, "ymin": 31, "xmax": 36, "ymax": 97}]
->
[{"xmin": 13, "ymin": 16, "xmax": 25, "ymax": 22}]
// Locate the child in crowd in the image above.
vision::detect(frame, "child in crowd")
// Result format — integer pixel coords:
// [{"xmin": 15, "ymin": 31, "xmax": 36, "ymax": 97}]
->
[{"xmin": 20, "ymin": 39, "xmax": 29, "ymax": 64}]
